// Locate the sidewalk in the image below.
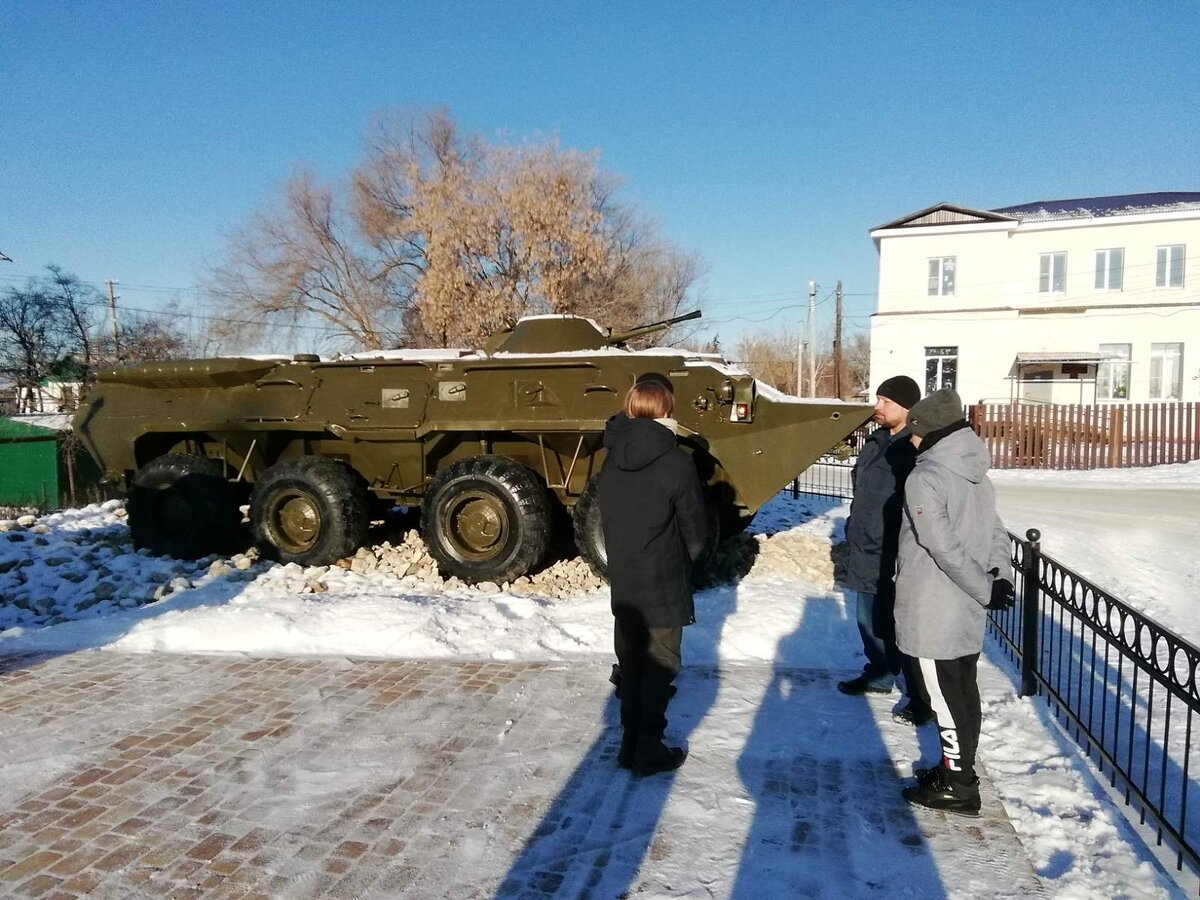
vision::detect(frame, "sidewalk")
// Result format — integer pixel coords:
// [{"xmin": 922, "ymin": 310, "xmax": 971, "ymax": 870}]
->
[{"xmin": 0, "ymin": 651, "xmax": 1044, "ymax": 899}]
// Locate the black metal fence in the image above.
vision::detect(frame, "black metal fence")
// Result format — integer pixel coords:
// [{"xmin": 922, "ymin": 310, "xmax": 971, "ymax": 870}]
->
[
  {"xmin": 990, "ymin": 529, "xmax": 1200, "ymax": 881},
  {"xmin": 789, "ymin": 422, "xmax": 872, "ymax": 500},
  {"xmin": 788, "ymin": 466, "xmax": 1200, "ymax": 883}
]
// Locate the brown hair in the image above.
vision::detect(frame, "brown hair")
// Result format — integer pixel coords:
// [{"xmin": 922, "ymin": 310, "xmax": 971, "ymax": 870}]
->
[{"xmin": 623, "ymin": 381, "xmax": 674, "ymax": 419}]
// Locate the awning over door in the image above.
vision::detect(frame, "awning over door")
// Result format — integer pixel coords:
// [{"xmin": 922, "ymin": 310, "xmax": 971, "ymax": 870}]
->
[{"xmin": 1007, "ymin": 352, "xmax": 1117, "ymax": 377}]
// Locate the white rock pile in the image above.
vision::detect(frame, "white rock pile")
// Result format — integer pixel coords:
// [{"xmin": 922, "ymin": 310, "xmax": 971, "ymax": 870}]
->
[{"xmin": 333, "ymin": 528, "xmax": 606, "ymax": 599}]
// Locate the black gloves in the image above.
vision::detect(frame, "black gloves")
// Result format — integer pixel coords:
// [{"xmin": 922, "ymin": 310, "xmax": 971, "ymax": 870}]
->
[{"xmin": 987, "ymin": 577, "xmax": 1015, "ymax": 611}]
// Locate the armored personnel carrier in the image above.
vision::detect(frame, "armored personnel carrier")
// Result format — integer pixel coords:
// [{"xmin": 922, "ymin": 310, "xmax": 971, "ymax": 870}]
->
[{"xmin": 73, "ymin": 311, "xmax": 870, "ymax": 584}]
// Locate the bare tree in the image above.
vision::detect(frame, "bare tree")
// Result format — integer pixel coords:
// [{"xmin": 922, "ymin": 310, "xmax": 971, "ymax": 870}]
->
[
  {"xmin": 0, "ymin": 267, "xmax": 104, "ymax": 412},
  {"xmin": 210, "ymin": 109, "xmax": 702, "ymax": 351},
  {"xmin": 0, "ymin": 267, "xmax": 196, "ymax": 413},
  {"xmin": 733, "ymin": 327, "xmax": 841, "ymax": 397},
  {"xmin": 845, "ymin": 330, "xmax": 871, "ymax": 396},
  {"xmin": 208, "ymin": 170, "xmax": 403, "ymax": 352},
  {"xmin": 733, "ymin": 329, "xmax": 803, "ymax": 396}
]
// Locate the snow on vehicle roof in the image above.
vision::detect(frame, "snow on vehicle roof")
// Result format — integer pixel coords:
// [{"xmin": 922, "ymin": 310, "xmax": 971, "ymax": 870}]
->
[
  {"xmin": 328, "ymin": 346, "xmax": 750, "ymax": 368},
  {"xmin": 335, "ymin": 348, "xmax": 472, "ymax": 362},
  {"xmin": 753, "ymin": 380, "xmax": 868, "ymax": 406}
]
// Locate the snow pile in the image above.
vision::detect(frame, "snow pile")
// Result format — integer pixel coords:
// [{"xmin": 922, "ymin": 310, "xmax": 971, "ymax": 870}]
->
[
  {"xmin": 0, "ymin": 501, "xmax": 844, "ymax": 637},
  {"xmin": 0, "ymin": 503, "xmax": 267, "ymax": 630}
]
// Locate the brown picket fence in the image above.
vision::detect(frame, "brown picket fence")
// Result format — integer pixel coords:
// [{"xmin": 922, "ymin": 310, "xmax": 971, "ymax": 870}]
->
[{"xmin": 970, "ymin": 402, "xmax": 1200, "ymax": 470}]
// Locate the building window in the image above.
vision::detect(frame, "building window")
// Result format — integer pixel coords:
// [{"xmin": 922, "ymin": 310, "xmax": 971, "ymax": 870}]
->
[
  {"xmin": 1094, "ymin": 248, "xmax": 1124, "ymax": 290},
  {"xmin": 925, "ymin": 346, "xmax": 958, "ymax": 393},
  {"xmin": 927, "ymin": 257, "xmax": 955, "ymax": 296},
  {"xmin": 1097, "ymin": 343, "xmax": 1131, "ymax": 400},
  {"xmin": 1156, "ymin": 245, "xmax": 1185, "ymax": 288},
  {"xmin": 1039, "ymin": 252, "xmax": 1067, "ymax": 293},
  {"xmin": 1150, "ymin": 343, "xmax": 1183, "ymax": 400}
]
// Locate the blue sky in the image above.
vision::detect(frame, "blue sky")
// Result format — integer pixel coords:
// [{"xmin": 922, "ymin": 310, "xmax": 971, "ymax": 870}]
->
[{"xmin": 3, "ymin": 1, "xmax": 1198, "ymax": 347}]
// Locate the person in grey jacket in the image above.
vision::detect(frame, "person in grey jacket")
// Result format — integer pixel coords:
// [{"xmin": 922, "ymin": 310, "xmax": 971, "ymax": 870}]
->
[
  {"xmin": 837, "ymin": 376, "xmax": 932, "ymax": 727},
  {"xmin": 894, "ymin": 388, "xmax": 1014, "ymax": 817}
]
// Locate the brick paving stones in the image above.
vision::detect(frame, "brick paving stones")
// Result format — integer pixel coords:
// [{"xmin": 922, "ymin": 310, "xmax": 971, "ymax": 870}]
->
[{"xmin": 0, "ymin": 651, "xmax": 1046, "ymax": 898}]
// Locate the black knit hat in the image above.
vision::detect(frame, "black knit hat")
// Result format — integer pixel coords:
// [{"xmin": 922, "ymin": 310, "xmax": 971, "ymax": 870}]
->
[
  {"xmin": 636, "ymin": 371, "xmax": 674, "ymax": 393},
  {"xmin": 907, "ymin": 388, "xmax": 965, "ymax": 438},
  {"xmin": 875, "ymin": 375, "xmax": 921, "ymax": 410}
]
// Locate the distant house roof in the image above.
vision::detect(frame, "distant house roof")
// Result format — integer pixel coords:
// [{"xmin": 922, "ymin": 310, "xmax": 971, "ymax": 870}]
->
[
  {"xmin": 0, "ymin": 414, "xmax": 71, "ymax": 436},
  {"xmin": 991, "ymin": 192, "xmax": 1200, "ymax": 223},
  {"xmin": 0, "ymin": 416, "xmax": 63, "ymax": 441},
  {"xmin": 871, "ymin": 203, "xmax": 1016, "ymax": 232},
  {"xmin": 874, "ymin": 192, "xmax": 1200, "ymax": 236}
]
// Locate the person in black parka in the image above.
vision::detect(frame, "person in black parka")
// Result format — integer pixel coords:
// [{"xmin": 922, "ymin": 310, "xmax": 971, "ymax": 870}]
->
[
  {"xmin": 838, "ymin": 376, "xmax": 933, "ymax": 726},
  {"xmin": 599, "ymin": 377, "xmax": 709, "ymax": 776}
]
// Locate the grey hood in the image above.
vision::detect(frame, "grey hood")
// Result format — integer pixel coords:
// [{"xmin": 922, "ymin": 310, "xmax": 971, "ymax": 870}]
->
[{"xmin": 919, "ymin": 425, "xmax": 990, "ymax": 485}]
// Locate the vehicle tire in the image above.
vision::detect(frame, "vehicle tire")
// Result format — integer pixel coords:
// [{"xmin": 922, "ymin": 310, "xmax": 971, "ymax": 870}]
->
[
  {"xmin": 422, "ymin": 455, "xmax": 552, "ymax": 584},
  {"xmin": 128, "ymin": 453, "xmax": 241, "ymax": 559},
  {"xmin": 251, "ymin": 457, "xmax": 369, "ymax": 566},
  {"xmin": 573, "ymin": 476, "xmax": 607, "ymax": 581}
]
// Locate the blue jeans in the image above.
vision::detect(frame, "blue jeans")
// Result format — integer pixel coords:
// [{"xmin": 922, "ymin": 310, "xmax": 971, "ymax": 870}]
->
[{"xmin": 855, "ymin": 590, "xmax": 901, "ymax": 690}]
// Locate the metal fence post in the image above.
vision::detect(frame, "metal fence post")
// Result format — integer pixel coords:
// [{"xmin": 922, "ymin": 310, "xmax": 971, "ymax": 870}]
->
[{"xmin": 1020, "ymin": 527, "xmax": 1042, "ymax": 697}]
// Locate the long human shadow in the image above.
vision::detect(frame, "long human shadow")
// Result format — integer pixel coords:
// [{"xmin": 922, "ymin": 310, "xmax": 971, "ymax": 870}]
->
[
  {"xmin": 496, "ymin": 577, "xmax": 743, "ymax": 898},
  {"xmin": 730, "ymin": 593, "xmax": 947, "ymax": 897}
]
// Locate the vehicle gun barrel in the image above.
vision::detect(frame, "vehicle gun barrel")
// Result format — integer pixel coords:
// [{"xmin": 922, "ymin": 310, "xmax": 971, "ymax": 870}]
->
[{"xmin": 607, "ymin": 309, "xmax": 702, "ymax": 346}]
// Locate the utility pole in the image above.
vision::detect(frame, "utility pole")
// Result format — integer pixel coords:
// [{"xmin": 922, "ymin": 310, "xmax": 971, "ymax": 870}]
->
[
  {"xmin": 796, "ymin": 288, "xmax": 807, "ymax": 396},
  {"xmin": 105, "ymin": 280, "xmax": 121, "ymax": 362},
  {"xmin": 833, "ymin": 280, "xmax": 844, "ymax": 399},
  {"xmin": 806, "ymin": 279, "xmax": 817, "ymax": 397}
]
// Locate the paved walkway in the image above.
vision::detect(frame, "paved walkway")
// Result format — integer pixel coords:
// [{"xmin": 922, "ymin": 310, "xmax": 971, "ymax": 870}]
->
[{"xmin": 0, "ymin": 652, "xmax": 1044, "ymax": 898}]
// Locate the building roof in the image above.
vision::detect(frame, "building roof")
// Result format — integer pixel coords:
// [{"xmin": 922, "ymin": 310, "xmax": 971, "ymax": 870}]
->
[
  {"xmin": 0, "ymin": 416, "xmax": 63, "ymax": 441},
  {"xmin": 871, "ymin": 203, "xmax": 1016, "ymax": 232},
  {"xmin": 991, "ymin": 192, "xmax": 1200, "ymax": 223}
]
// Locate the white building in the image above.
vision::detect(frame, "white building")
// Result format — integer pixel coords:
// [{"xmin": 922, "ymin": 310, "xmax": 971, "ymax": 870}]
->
[{"xmin": 868, "ymin": 192, "xmax": 1200, "ymax": 405}]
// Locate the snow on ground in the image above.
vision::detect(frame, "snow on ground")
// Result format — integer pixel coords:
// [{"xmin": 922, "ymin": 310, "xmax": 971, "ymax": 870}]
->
[{"xmin": 0, "ymin": 482, "xmax": 1193, "ymax": 896}]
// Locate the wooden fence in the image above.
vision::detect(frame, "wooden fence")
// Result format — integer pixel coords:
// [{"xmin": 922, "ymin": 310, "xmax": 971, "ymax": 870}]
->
[{"xmin": 969, "ymin": 402, "xmax": 1200, "ymax": 469}]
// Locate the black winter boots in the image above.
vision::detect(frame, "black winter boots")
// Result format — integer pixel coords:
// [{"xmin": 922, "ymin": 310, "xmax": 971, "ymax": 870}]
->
[
  {"xmin": 616, "ymin": 731, "xmax": 686, "ymax": 776},
  {"xmin": 632, "ymin": 739, "xmax": 686, "ymax": 776},
  {"xmin": 617, "ymin": 730, "xmax": 639, "ymax": 769},
  {"xmin": 903, "ymin": 769, "xmax": 981, "ymax": 817}
]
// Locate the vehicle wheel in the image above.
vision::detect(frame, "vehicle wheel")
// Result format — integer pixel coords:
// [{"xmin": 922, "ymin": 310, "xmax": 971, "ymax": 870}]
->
[
  {"xmin": 573, "ymin": 476, "xmax": 607, "ymax": 581},
  {"xmin": 128, "ymin": 453, "xmax": 241, "ymax": 559},
  {"xmin": 251, "ymin": 457, "xmax": 369, "ymax": 566},
  {"xmin": 422, "ymin": 455, "xmax": 552, "ymax": 584}
]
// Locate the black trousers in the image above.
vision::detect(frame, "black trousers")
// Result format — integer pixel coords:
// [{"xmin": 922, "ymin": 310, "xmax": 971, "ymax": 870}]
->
[
  {"xmin": 911, "ymin": 653, "xmax": 982, "ymax": 784},
  {"xmin": 613, "ymin": 611, "xmax": 682, "ymax": 740}
]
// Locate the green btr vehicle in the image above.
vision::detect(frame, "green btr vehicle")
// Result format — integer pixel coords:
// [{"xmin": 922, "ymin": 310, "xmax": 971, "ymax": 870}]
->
[{"xmin": 73, "ymin": 311, "xmax": 870, "ymax": 584}]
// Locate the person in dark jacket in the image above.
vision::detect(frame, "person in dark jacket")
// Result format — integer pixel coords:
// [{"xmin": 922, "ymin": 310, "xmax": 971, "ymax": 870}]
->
[
  {"xmin": 599, "ymin": 377, "xmax": 709, "ymax": 776},
  {"xmin": 895, "ymin": 388, "xmax": 1014, "ymax": 817},
  {"xmin": 838, "ymin": 376, "xmax": 933, "ymax": 726}
]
